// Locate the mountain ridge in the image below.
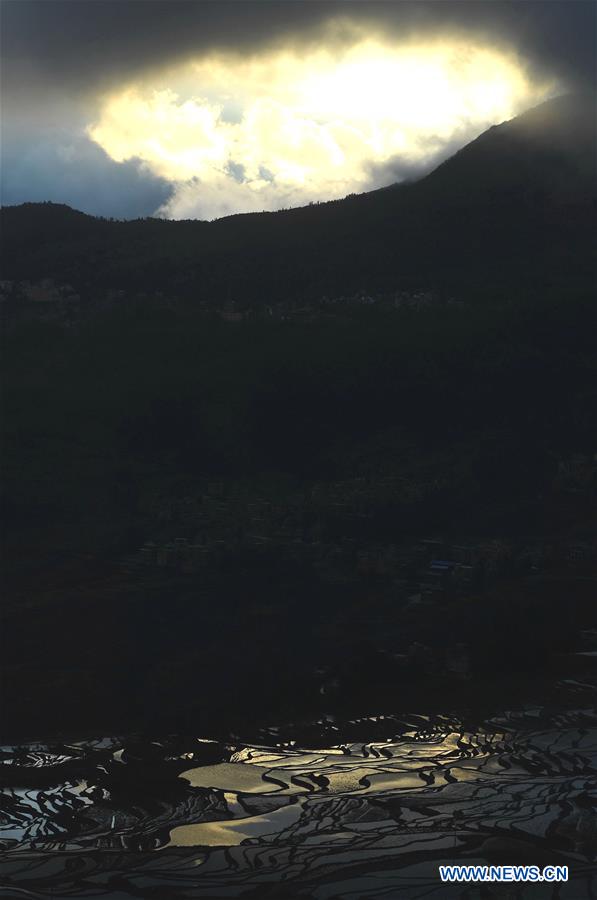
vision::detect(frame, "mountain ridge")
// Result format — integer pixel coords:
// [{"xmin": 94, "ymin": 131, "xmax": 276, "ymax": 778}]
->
[{"xmin": 1, "ymin": 92, "xmax": 595, "ymax": 300}]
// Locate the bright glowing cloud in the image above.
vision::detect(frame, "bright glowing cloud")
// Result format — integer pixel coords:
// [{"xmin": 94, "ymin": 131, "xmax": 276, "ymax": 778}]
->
[{"xmin": 88, "ymin": 36, "xmax": 556, "ymax": 219}]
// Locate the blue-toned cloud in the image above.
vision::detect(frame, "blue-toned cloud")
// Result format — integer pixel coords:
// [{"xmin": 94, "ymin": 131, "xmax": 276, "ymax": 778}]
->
[{"xmin": 1, "ymin": 129, "xmax": 174, "ymax": 218}]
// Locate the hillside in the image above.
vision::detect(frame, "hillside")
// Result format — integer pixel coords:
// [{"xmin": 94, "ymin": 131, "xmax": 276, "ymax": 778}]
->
[
  {"xmin": 1, "ymin": 92, "xmax": 596, "ymax": 740},
  {"xmin": 1, "ymin": 92, "xmax": 595, "ymax": 302}
]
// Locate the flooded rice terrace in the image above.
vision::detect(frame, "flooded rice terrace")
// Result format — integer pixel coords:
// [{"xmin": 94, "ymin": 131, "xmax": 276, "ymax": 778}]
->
[{"xmin": 2, "ymin": 700, "xmax": 597, "ymax": 899}]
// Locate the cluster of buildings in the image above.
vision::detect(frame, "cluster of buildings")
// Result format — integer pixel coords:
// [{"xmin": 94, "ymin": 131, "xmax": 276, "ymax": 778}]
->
[
  {"xmin": 555, "ymin": 453, "xmax": 597, "ymax": 493},
  {"xmin": 316, "ymin": 288, "xmax": 462, "ymax": 310},
  {"xmin": 0, "ymin": 279, "xmax": 82, "ymax": 326},
  {"xmin": 0, "ymin": 280, "xmax": 176, "ymax": 329},
  {"xmin": 120, "ymin": 479, "xmax": 596, "ymax": 601},
  {"xmin": 312, "ymin": 474, "xmax": 444, "ymax": 508},
  {"xmin": 1, "ymin": 278, "xmax": 464, "ymax": 329},
  {"xmin": 218, "ymin": 289, "xmax": 463, "ymax": 323}
]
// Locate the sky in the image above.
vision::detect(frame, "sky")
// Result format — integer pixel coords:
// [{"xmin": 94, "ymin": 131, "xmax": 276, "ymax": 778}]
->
[{"xmin": 1, "ymin": 1, "xmax": 595, "ymax": 221}]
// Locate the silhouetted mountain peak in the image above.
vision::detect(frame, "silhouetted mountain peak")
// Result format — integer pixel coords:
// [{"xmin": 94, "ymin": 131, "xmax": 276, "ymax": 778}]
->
[{"xmin": 420, "ymin": 92, "xmax": 596, "ymax": 201}]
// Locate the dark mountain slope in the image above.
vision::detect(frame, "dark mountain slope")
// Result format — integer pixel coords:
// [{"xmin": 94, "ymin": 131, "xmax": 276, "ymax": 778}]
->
[
  {"xmin": 2, "ymin": 98, "xmax": 595, "ymax": 743},
  {"xmin": 1, "ymin": 93, "xmax": 595, "ymax": 299},
  {"xmin": 422, "ymin": 92, "xmax": 595, "ymax": 199}
]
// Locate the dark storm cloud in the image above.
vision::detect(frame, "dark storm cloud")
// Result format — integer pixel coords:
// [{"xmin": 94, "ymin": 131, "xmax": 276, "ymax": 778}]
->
[{"xmin": 2, "ymin": 1, "xmax": 596, "ymax": 99}]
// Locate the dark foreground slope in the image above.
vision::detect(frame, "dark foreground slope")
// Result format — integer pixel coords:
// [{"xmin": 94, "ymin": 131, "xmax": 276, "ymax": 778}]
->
[
  {"xmin": 1, "ymin": 92, "xmax": 595, "ymax": 301},
  {"xmin": 1, "ymin": 93, "xmax": 596, "ymax": 739}
]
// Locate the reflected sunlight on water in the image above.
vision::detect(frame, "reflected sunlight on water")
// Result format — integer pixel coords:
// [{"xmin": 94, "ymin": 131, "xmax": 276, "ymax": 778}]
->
[{"xmin": 2, "ymin": 704, "xmax": 597, "ymax": 898}]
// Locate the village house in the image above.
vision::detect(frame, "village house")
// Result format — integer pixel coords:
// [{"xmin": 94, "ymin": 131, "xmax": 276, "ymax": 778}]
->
[
  {"xmin": 25, "ymin": 279, "xmax": 59, "ymax": 303},
  {"xmin": 220, "ymin": 300, "xmax": 245, "ymax": 323},
  {"xmin": 556, "ymin": 453, "xmax": 595, "ymax": 492}
]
